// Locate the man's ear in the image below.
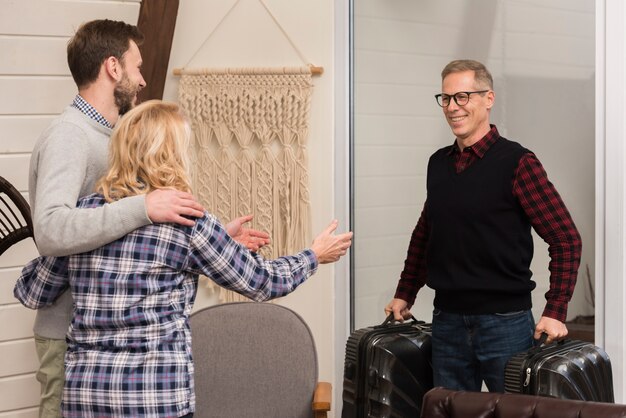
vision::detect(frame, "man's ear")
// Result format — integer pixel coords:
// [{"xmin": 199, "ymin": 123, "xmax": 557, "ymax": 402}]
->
[
  {"xmin": 104, "ymin": 56, "xmax": 122, "ymax": 82},
  {"xmin": 486, "ymin": 90, "xmax": 495, "ymax": 110}
]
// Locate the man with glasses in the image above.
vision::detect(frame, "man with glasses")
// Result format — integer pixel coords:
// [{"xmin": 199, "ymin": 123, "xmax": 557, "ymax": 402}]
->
[{"xmin": 385, "ymin": 59, "xmax": 581, "ymax": 392}]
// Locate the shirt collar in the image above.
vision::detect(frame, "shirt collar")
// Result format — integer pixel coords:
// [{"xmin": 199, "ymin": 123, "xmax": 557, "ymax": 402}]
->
[
  {"xmin": 71, "ymin": 95, "xmax": 113, "ymax": 129},
  {"xmin": 447, "ymin": 124, "xmax": 500, "ymax": 158}
]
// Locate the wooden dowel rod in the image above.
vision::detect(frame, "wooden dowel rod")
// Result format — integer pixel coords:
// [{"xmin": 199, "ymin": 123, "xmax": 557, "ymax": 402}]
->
[
  {"xmin": 310, "ymin": 65, "xmax": 324, "ymax": 75},
  {"xmin": 173, "ymin": 65, "xmax": 323, "ymax": 76}
]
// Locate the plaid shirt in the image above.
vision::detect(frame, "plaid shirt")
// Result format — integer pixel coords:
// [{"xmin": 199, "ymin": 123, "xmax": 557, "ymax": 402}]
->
[
  {"xmin": 395, "ymin": 125, "xmax": 581, "ymax": 322},
  {"xmin": 71, "ymin": 94, "xmax": 113, "ymax": 128},
  {"xmin": 15, "ymin": 194, "xmax": 317, "ymax": 418}
]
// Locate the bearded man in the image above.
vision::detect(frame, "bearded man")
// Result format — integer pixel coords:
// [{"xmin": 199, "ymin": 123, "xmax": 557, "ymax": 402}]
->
[{"xmin": 28, "ymin": 20, "xmax": 270, "ymax": 417}]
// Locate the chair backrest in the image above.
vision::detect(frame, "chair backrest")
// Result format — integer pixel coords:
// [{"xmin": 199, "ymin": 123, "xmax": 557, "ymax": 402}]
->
[
  {"xmin": 0, "ymin": 176, "xmax": 34, "ymax": 256},
  {"xmin": 190, "ymin": 302, "xmax": 318, "ymax": 418}
]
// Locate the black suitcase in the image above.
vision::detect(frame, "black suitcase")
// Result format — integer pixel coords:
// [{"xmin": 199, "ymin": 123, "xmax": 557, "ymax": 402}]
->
[
  {"xmin": 504, "ymin": 334, "xmax": 614, "ymax": 402},
  {"xmin": 342, "ymin": 315, "xmax": 433, "ymax": 418}
]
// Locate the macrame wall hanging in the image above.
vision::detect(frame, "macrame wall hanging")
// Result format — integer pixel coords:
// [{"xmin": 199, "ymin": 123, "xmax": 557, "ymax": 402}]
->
[{"xmin": 175, "ymin": 0, "xmax": 322, "ymax": 303}]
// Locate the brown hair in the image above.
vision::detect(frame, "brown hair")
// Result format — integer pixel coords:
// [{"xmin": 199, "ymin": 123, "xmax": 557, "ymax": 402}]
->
[
  {"xmin": 67, "ymin": 19, "xmax": 144, "ymax": 89},
  {"xmin": 441, "ymin": 59, "xmax": 493, "ymax": 90},
  {"xmin": 97, "ymin": 100, "xmax": 192, "ymax": 202}
]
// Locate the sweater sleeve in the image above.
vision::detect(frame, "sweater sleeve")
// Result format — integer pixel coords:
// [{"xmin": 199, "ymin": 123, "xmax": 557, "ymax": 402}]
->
[{"xmin": 31, "ymin": 123, "xmax": 150, "ymax": 257}]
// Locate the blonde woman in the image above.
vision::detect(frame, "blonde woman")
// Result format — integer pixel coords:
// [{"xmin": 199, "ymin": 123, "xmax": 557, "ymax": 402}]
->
[{"xmin": 15, "ymin": 100, "xmax": 352, "ymax": 418}]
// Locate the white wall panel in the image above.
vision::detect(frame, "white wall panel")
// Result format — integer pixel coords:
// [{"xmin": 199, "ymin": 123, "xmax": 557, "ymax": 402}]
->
[
  {"xmin": 357, "ymin": 84, "xmax": 436, "ymax": 117},
  {"xmin": 0, "ymin": 154, "xmax": 30, "ymax": 189},
  {"xmin": 0, "ymin": 408, "xmax": 37, "ymax": 418},
  {"xmin": 355, "ymin": 145, "xmax": 425, "ymax": 178},
  {"xmin": 505, "ymin": 2, "xmax": 594, "ymax": 36},
  {"xmin": 355, "ymin": 50, "xmax": 443, "ymax": 87},
  {"xmin": 514, "ymin": 0, "xmax": 593, "ymax": 13},
  {"xmin": 0, "ymin": 0, "xmax": 140, "ymax": 36},
  {"xmin": 0, "ymin": 78, "xmax": 75, "ymax": 115},
  {"xmin": 0, "ymin": 116, "xmax": 53, "ymax": 154},
  {"xmin": 354, "ymin": 263, "xmax": 436, "ymax": 328},
  {"xmin": 355, "ymin": 115, "xmax": 450, "ymax": 147},
  {"xmin": 356, "ymin": 18, "xmax": 462, "ymax": 56},
  {"xmin": 0, "ymin": 340, "xmax": 38, "ymax": 376},
  {"xmin": 0, "ymin": 240, "xmax": 37, "ymax": 269},
  {"xmin": 355, "ymin": 177, "xmax": 421, "ymax": 209},
  {"xmin": 354, "ymin": 232, "xmax": 410, "ymax": 261},
  {"xmin": 0, "ymin": 305, "xmax": 36, "ymax": 341},
  {"xmin": 355, "ymin": 206, "xmax": 422, "ymax": 240},
  {"xmin": 0, "ymin": 375, "xmax": 39, "ymax": 412},
  {"xmin": 505, "ymin": 34, "xmax": 594, "ymax": 68},
  {"xmin": 0, "ymin": 268, "xmax": 23, "ymax": 305},
  {"xmin": 356, "ymin": 0, "xmax": 469, "ymax": 24},
  {"xmin": 0, "ymin": 37, "xmax": 68, "ymax": 75}
]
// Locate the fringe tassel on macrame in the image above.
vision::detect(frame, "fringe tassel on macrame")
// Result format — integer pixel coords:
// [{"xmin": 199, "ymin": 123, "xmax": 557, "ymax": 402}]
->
[{"xmin": 179, "ymin": 71, "xmax": 313, "ymax": 302}]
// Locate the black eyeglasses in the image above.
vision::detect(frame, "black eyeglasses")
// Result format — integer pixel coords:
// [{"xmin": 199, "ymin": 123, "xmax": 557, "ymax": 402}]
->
[{"xmin": 434, "ymin": 90, "xmax": 490, "ymax": 107}]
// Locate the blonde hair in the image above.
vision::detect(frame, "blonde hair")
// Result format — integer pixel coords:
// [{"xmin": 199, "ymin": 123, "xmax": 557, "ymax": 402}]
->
[
  {"xmin": 441, "ymin": 59, "xmax": 494, "ymax": 90},
  {"xmin": 97, "ymin": 100, "xmax": 192, "ymax": 202}
]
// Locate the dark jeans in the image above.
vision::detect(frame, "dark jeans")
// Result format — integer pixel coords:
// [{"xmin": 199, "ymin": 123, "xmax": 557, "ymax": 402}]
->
[{"xmin": 431, "ymin": 308, "xmax": 534, "ymax": 392}]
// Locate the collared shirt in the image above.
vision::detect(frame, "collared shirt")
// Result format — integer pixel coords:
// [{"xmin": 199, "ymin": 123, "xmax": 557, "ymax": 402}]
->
[
  {"xmin": 71, "ymin": 94, "xmax": 113, "ymax": 129},
  {"xmin": 15, "ymin": 194, "xmax": 318, "ymax": 418},
  {"xmin": 395, "ymin": 125, "xmax": 581, "ymax": 322}
]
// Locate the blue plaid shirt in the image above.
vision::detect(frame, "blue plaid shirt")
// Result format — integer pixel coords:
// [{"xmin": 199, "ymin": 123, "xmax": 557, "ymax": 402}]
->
[
  {"xmin": 15, "ymin": 193, "xmax": 317, "ymax": 418},
  {"xmin": 71, "ymin": 95, "xmax": 113, "ymax": 128}
]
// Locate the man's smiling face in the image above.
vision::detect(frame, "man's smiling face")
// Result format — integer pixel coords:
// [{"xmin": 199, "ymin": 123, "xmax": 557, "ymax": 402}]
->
[{"xmin": 441, "ymin": 70, "xmax": 494, "ymax": 148}]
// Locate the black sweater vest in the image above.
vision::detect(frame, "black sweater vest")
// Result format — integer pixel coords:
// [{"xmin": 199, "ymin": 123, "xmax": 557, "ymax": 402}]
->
[{"xmin": 426, "ymin": 137, "xmax": 535, "ymax": 314}]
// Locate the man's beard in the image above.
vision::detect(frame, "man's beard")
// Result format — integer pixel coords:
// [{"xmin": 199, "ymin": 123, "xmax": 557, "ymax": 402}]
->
[{"xmin": 114, "ymin": 73, "xmax": 139, "ymax": 116}]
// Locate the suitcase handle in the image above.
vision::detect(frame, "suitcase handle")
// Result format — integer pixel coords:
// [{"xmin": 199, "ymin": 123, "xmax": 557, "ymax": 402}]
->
[
  {"xmin": 380, "ymin": 313, "xmax": 422, "ymax": 327},
  {"xmin": 530, "ymin": 332, "xmax": 566, "ymax": 354}
]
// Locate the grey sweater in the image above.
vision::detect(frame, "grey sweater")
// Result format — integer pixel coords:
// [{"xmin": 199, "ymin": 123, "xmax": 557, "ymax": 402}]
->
[{"xmin": 29, "ymin": 105, "xmax": 151, "ymax": 339}]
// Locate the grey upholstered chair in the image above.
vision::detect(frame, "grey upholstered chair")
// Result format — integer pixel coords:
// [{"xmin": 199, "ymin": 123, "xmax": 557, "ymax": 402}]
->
[
  {"xmin": 190, "ymin": 302, "xmax": 331, "ymax": 418},
  {"xmin": 0, "ymin": 176, "xmax": 34, "ymax": 256}
]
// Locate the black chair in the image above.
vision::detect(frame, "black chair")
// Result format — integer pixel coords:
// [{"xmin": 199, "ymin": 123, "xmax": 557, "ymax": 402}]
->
[{"xmin": 0, "ymin": 176, "xmax": 34, "ymax": 256}]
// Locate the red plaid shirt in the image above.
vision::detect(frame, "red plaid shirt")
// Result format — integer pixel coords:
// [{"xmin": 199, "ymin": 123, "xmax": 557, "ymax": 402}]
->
[{"xmin": 395, "ymin": 125, "xmax": 581, "ymax": 322}]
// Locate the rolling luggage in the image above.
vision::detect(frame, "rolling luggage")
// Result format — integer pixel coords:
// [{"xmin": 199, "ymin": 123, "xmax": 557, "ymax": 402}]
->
[
  {"xmin": 504, "ymin": 334, "xmax": 614, "ymax": 402},
  {"xmin": 342, "ymin": 315, "xmax": 433, "ymax": 418}
]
